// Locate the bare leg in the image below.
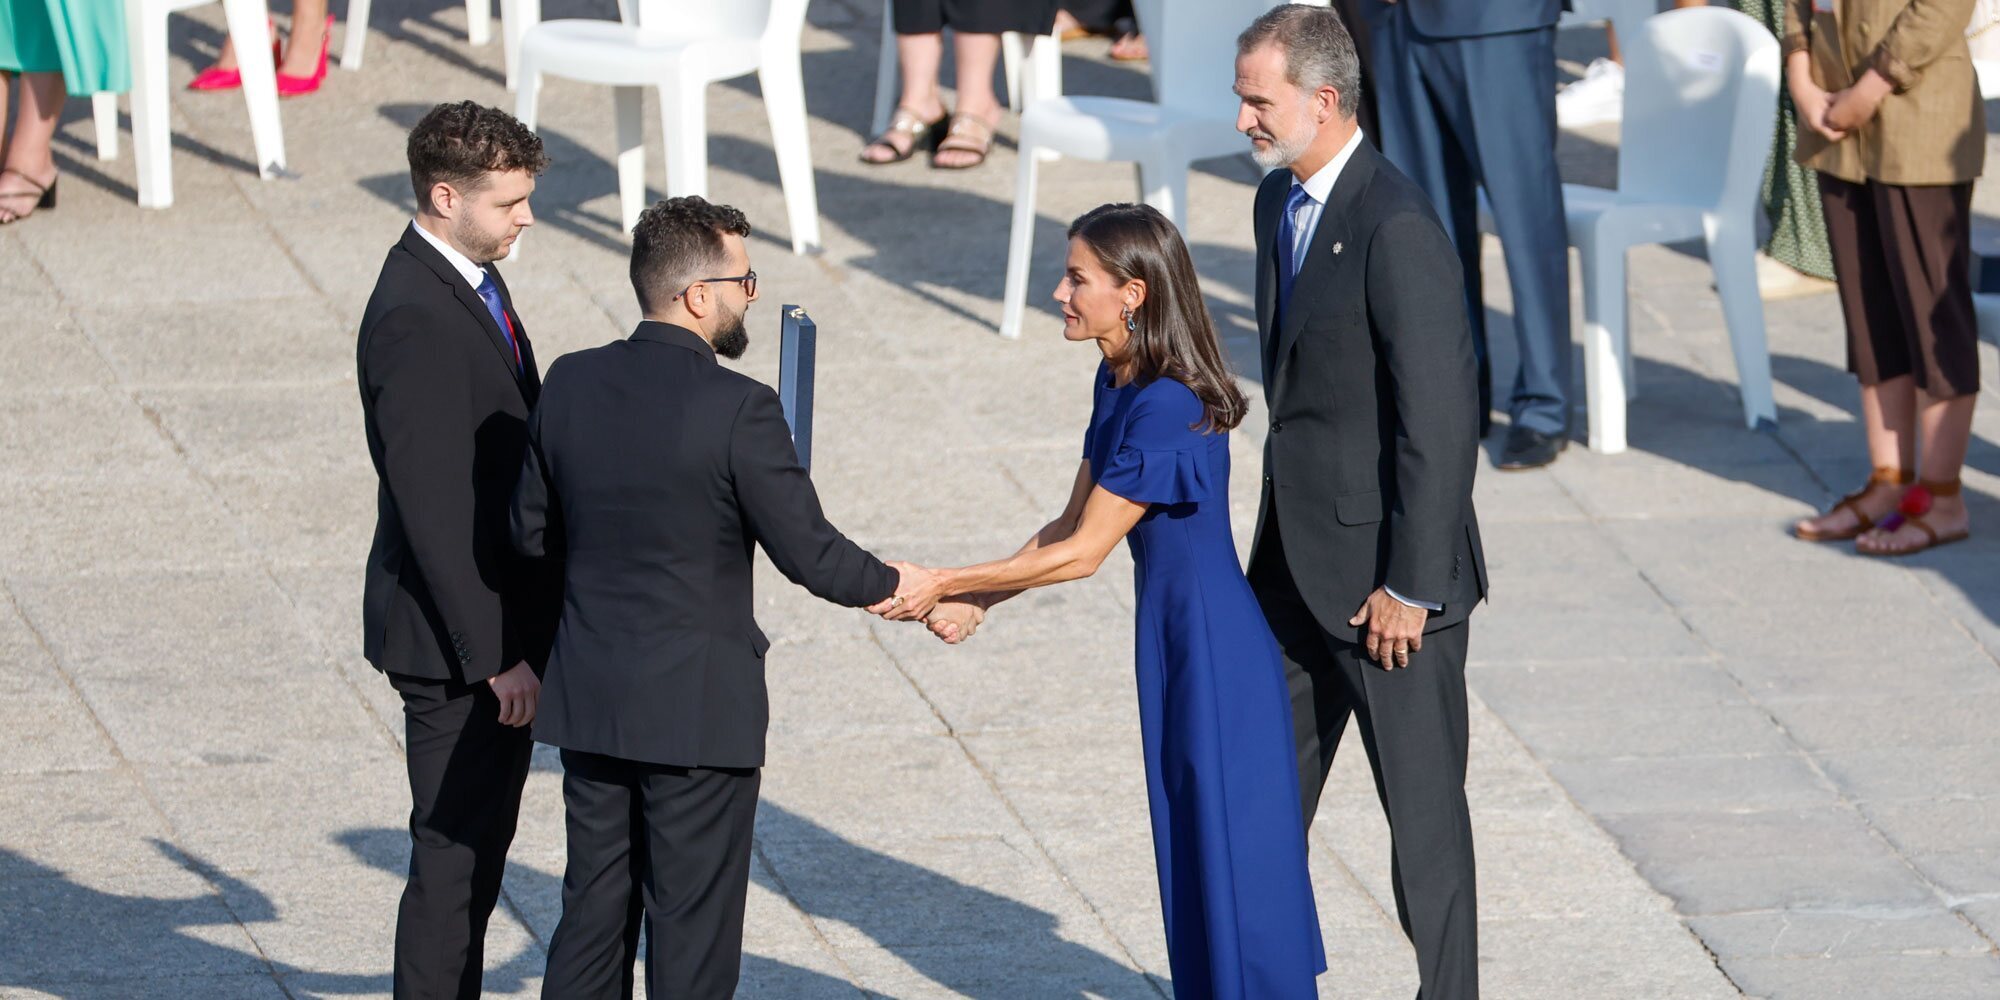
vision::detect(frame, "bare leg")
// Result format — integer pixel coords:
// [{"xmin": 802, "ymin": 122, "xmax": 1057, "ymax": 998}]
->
[
  {"xmin": 861, "ymin": 32, "xmax": 947, "ymax": 163},
  {"xmin": 280, "ymin": 0, "xmax": 330, "ymax": 77},
  {"xmin": 1793, "ymin": 377, "xmax": 1917, "ymax": 537},
  {"xmin": 1857, "ymin": 388, "xmax": 1976, "ymax": 553},
  {"xmin": 0, "ymin": 72, "xmax": 63, "ymax": 223},
  {"xmin": 933, "ymin": 32, "xmax": 1001, "ymax": 169}
]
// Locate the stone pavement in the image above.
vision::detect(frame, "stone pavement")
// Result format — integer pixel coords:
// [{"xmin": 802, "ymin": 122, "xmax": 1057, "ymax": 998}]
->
[{"xmin": 1, "ymin": 1, "xmax": 1996, "ymax": 997}]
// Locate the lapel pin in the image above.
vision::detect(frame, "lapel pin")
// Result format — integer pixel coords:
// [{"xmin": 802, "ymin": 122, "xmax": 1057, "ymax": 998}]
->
[{"xmin": 1331, "ymin": 242, "xmax": 1344, "ymax": 255}]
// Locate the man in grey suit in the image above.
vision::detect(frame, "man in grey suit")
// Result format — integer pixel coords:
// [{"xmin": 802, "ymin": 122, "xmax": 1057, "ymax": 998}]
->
[
  {"xmin": 1237, "ymin": 6, "xmax": 1487, "ymax": 997},
  {"xmin": 1367, "ymin": 0, "xmax": 1572, "ymax": 469}
]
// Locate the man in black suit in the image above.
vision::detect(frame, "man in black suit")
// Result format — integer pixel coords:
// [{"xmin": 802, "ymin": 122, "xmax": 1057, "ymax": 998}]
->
[
  {"xmin": 514, "ymin": 196, "xmax": 937, "ymax": 998},
  {"xmin": 356, "ymin": 101, "xmax": 563, "ymax": 1000},
  {"xmin": 1235, "ymin": 7, "xmax": 1488, "ymax": 998}
]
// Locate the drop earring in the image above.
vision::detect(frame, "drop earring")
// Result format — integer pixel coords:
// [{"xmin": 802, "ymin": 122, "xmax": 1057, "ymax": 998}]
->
[{"xmin": 1123, "ymin": 306, "xmax": 1137, "ymax": 334}]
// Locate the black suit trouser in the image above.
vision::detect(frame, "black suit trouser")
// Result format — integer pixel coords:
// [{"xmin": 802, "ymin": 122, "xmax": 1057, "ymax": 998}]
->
[
  {"xmin": 542, "ymin": 748, "xmax": 761, "ymax": 1000},
  {"xmin": 389, "ymin": 671, "xmax": 534, "ymax": 1000},
  {"xmin": 1249, "ymin": 513, "xmax": 1478, "ymax": 1000}
]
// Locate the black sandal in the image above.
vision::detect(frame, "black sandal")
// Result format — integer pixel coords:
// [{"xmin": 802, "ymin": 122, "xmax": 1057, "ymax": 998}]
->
[
  {"xmin": 861, "ymin": 107, "xmax": 947, "ymax": 165},
  {"xmin": 0, "ymin": 168, "xmax": 57, "ymax": 224}
]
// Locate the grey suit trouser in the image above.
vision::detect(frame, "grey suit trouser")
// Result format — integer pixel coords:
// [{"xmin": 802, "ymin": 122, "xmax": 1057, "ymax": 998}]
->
[{"xmin": 1249, "ymin": 509, "xmax": 1479, "ymax": 1000}]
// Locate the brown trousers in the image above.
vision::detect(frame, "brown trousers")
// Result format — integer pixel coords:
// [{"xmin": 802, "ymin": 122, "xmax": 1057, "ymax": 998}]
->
[{"xmin": 1817, "ymin": 173, "xmax": 1981, "ymax": 398}]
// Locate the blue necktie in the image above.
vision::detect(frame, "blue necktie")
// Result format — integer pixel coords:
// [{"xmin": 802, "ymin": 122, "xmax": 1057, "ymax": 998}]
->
[
  {"xmin": 1275, "ymin": 184, "xmax": 1313, "ymax": 322},
  {"xmin": 474, "ymin": 273, "xmax": 521, "ymax": 374}
]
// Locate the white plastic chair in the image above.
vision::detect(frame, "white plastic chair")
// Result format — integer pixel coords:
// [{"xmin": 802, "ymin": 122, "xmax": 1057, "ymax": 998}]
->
[
  {"xmin": 514, "ymin": 0, "xmax": 820, "ymax": 254},
  {"xmin": 125, "ymin": 0, "xmax": 287, "ymax": 209},
  {"xmin": 997, "ymin": 0, "xmax": 1287, "ymax": 339},
  {"xmin": 340, "ymin": 0, "xmax": 510, "ymax": 72},
  {"xmin": 867, "ymin": 0, "xmax": 1062, "ymax": 139},
  {"xmin": 1560, "ymin": 6, "xmax": 1779, "ymax": 453}
]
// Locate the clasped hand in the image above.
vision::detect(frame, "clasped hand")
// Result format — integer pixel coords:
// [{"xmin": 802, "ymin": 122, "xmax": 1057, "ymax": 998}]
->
[
  {"xmin": 1792, "ymin": 66, "xmax": 1892, "ymax": 144},
  {"xmin": 866, "ymin": 561, "xmax": 986, "ymax": 645}
]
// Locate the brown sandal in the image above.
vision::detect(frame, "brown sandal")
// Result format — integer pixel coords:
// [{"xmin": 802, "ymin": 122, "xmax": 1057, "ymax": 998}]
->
[
  {"xmin": 861, "ymin": 107, "xmax": 947, "ymax": 165},
  {"xmin": 1794, "ymin": 466, "xmax": 1911, "ymax": 542},
  {"xmin": 1857, "ymin": 477, "xmax": 1971, "ymax": 557},
  {"xmin": 931, "ymin": 112, "xmax": 995, "ymax": 170}
]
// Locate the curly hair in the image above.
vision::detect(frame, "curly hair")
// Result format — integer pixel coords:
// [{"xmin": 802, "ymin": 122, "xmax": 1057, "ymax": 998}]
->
[
  {"xmin": 629, "ymin": 196, "xmax": 753, "ymax": 314},
  {"xmin": 406, "ymin": 101, "xmax": 550, "ymax": 211}
]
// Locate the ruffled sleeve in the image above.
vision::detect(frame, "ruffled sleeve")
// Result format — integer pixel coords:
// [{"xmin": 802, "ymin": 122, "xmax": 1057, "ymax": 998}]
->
[
  {"xmin": 1097, "ymin": 440, "xmax": 1212, "ymax": 506},
  {"xmin": 1094, "ymin": 379, "xmax": 1215, "ymax": 507}
]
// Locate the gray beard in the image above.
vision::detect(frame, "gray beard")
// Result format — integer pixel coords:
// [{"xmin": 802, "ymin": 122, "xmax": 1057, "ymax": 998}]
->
[{"xmin": 1250, "ymin": 129, "xmax": 1314, "ymax": 171}]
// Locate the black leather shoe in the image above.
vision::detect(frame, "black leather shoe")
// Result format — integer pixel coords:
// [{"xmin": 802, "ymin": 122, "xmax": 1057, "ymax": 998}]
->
[{"xmin": 1497, "ymin": 426, "xmax": 1566, "ymax": 471}]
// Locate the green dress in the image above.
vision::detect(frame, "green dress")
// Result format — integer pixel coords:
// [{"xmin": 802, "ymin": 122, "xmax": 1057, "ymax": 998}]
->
[
  {"xmin": 0, "ymin": 0, "xmax": 129, "ymax": 95},
  {"xmin": 1736, "ymin": 0, "xmax": 1836, "ymax": 280}
]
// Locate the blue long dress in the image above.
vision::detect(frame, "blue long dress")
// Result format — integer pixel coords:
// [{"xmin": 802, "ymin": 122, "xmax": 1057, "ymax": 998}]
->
[{"xmin": 1084, "ymin": 362, "xmax": 1325, "ymax": 998}]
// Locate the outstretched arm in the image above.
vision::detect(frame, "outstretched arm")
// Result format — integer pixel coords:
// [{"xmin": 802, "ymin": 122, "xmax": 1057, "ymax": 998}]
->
[{"xmin": 934, "ymin": 471, "xmax": 1147, "ymax": 600}]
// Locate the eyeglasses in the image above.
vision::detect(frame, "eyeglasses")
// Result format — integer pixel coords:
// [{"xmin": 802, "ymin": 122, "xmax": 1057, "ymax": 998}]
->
[{"xmin": 674, "ymin": 270, "xmax": 757, "ymax": 301}]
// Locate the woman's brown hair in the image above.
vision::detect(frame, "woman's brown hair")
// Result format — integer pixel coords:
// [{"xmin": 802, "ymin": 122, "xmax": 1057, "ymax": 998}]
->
[{"xmin": 1069, "ymin": 203, "xmax": 1249, "ymax": 433}]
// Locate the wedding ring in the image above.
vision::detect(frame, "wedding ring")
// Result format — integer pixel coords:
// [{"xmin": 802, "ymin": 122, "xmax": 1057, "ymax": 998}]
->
[{"xmin": 889, "ymin": 595, "xmax": 906, "ymax": 609}]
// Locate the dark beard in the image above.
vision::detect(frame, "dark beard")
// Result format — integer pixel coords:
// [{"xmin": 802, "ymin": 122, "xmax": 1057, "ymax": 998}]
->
[{"xmin": 712, "ymin": 312, "xmax": 749, "ymax": 360}]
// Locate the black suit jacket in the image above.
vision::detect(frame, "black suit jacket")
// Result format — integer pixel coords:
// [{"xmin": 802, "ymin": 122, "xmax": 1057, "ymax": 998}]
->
[
  {"xmin": 1251, "ymin": 142, "xmax": 1488, "ymax": 637},
  {"xmin": 512, "ymin": 322, "xmax": 898, "ymax": 770},
  {"xmin": 357, "ymin": 226, "xmax": 562, "ymax": 683}
]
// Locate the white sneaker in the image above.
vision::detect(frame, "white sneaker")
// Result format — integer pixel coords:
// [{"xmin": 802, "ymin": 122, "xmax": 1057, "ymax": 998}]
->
[{"xmin": 1557, "ymin": 58, "xmax": 1624, "ymax": 128}]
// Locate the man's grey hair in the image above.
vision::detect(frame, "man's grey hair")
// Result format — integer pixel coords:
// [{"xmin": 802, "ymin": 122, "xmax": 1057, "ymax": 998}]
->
[{"xmin": 1237, "ymin": 4, "xmax": 1362, "ymax": 120}]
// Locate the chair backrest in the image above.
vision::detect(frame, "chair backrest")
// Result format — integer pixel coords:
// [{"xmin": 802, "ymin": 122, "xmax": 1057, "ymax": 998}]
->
[
  {"xmin": 1617, "ymin": 7, "xmax": 1778, "ymax": 215},
  {"xmin": 626, "ymin": 0, "xmax": 803, "ymax": 47},
  {"xmin": 1131, "ymin": 0, "xmax": 1294, "ymax": 118}
]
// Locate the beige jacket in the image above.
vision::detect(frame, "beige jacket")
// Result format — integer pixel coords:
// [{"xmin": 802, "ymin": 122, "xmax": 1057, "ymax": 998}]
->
[{"xmin": 1785, "ymin": 0, "xmax": 1986, "ymax": 184}]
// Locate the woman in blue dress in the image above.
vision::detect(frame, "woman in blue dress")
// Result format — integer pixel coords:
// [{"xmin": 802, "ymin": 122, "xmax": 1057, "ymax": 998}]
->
[{"xmin": 906, "ymin": 203, "xmax": 1325, "ymax": 997}]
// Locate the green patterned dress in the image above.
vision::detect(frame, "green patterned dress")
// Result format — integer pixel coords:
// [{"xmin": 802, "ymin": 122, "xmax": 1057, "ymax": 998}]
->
[
  {"xmin": 0, "ymin": 0, "xmax": 128, "ymax": 95},
  {"xmin": 1736, "ymin": 0, "xmax": 1836, "ymax": 279}
]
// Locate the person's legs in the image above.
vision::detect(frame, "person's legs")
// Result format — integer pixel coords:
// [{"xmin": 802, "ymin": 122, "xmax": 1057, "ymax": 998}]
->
[
  {"xmin": 638, "ymin": 764, "xmax": 762, "ymax": 1000},
  {"xmin": 861, "ymin": 30, "xmax": 947, "ymax": 163},
  {"xmin": 1858, "ymin": 180, "xmax": 1980, "ymax": 553},
  {"xmin": 279, "ymin": 0, "xmax": 330, "ymax": 78},
  {"xmin": 1797, "ymin": 173, "xmax": 1917, "ymax": 538},
  {"xmin": 932, "ymin": 31, "xmax": 1002, "ymax": 168},
  {"xmin": 390, "ymin": 673, "xmax": 534, "ymax": 1000},
  {"xmin": 1348, "ymin": 621, "xmax": 1478, "ymax": 1000},
  {"xmin": 0, "ymin": 71, "xmax": 62, "ymax": 223},
  {"xmin": 1247, "ymin": 511, "xmax": 1353, "ymax": 829},
  {"xmin": 542, "ymin": 750, "xmax": 646, "ymax": 1000}
]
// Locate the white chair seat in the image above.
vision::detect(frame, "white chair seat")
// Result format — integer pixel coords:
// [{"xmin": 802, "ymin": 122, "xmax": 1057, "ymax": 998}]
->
[
  {"xmin": 520, "ymin": 21, "xmax": 759, "ymax": 81},
  {"xmin": 1562, "ymin": 183, "xmax": 1709, "ymax": 244},
  {"xmin": 1020, "ymin": 96, "xmax": 1241, "ymax": 163}
]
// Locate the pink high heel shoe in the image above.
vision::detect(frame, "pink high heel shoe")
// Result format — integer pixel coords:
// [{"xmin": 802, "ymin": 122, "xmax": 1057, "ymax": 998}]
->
[
  {"xmin": 187, "ymin": 18, "xmax": 278, "ymax": 91},
  {"xmin": 276, "ymin": 16, "xmax": 333, "ymax": 98}
]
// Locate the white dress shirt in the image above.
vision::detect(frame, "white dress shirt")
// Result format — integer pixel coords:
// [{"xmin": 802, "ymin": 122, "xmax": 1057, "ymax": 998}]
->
[
  {"xmin": 1279, "ymin": 130, "xmax": 1443, "ymax": 614},
  {"xmin": 410, "ymin": 220, "xmax": 489, "ymax": 292}
]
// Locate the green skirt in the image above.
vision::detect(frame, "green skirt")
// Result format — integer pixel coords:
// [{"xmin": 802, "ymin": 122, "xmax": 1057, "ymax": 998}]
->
[{"xmin": 0, "ymin": 0, "xmax": 129, "ymax": 95}]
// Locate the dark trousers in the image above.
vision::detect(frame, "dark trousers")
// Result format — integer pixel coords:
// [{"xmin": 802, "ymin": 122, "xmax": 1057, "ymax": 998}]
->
[
  {"xmin": 1368, "ymin": 8, "xmax": 1570, "ymax": 436},
  {"xmin": 1249, "ymin": 517, "xmax": 1479, "ymax": 1000},
  {"xmin": 1818, "ymin": 173, "xmax": 1981, "ymax": 398},
  {"xmin": 389, "ymin": 672, "xmax": 534, "ymax": 1000},
  {"xmin": 542, "ymin": 749, "xmax": 762, "ymax": 1000}
]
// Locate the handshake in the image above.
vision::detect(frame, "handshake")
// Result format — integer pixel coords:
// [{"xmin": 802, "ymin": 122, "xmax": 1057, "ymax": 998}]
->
[{"xmin": 864, "ymin": 560, "xmax": 986, "ymax": 645}]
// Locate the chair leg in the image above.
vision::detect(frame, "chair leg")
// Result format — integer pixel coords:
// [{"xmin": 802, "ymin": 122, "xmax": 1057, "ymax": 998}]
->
[
  {"xmin": 1578, "ymin": 233, "xmax": 1630, "ymax": 454},
  {"xmin": 760, "ymin": 55, "xmax": 822, "ymax": 255},
  {"xmin": 465, "ymin": 0, "xmax": 491, "ymax": 45},
  {"xmin": 92, "ymin": 93, "xmax": 119, "ymax": 160},
  {"xmin": 341, "ymin": 0, "xmax": 370, "ymax": 69},
  {"xmin": 998, "ymin": 146, "xmax": 1041, "ymax": 340},
  {"xmin": 1019, "ymin": 33, "xmax": 1061, "ymax": 163},
  {"xmin": 128, "ymin": 0, "xmax": 172, "ymax": 207},
  {"xmin": 513, "ymin": 55, "xmax": 541, "ymax": 132},
  {"xmin": 1706, "ymin": 214, "xmax": 1777, "ymax": 431},
  {"xmin": 869, "ymin": 0, "xmax": 897, "ymax": 137},
  {"xmin": 1001, "ymin": 32, "xmax": 1025, "ymax": 110},
  {"xmin": 613, "ymin": 86, "xmax": 646, "ymax": 237},
  {"xmin": 1137, "ymin": 155, "xmax": 1188, "ymax": 229},
  {"xmin": 225, "ymin": 0, "xmax": 287, "ymax": 180},
  {"xmin": 658, "ymin": 72, "xmax": 709, "ymax": 199},
  {"xmin": 502, "ymin": 0, "xmax": 539, "ymax": 91}
]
